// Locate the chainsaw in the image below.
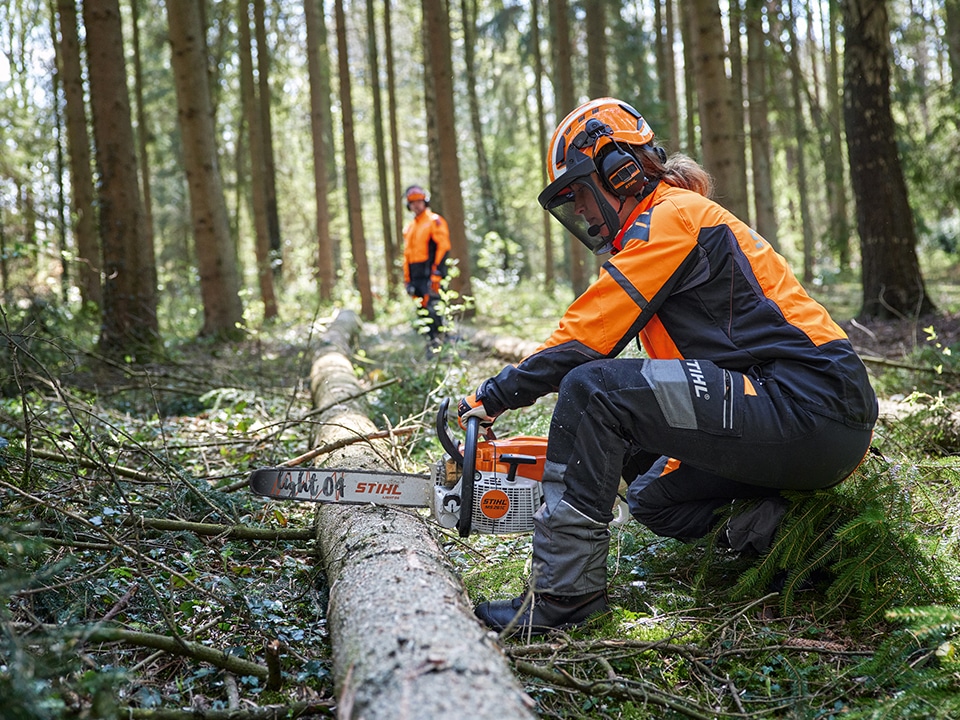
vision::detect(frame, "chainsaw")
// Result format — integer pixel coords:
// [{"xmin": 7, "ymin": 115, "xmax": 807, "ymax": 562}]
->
[{"xmin": 248, "ymin": 399, "xmax": 548, "ymax": 537}]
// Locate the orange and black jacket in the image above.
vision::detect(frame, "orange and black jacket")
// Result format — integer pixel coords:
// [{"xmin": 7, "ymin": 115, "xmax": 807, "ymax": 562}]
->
[
  {"xmin": 403, "ymin": 210, "xmax": 451, "ymax": 298},
  {"xmin": 480, "ymin": 183, "xmax": 877, "ymax": 429}
]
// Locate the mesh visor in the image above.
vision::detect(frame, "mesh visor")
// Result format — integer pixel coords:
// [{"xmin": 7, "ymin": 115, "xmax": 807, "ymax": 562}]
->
[{"xmin": 538, "ymin": 150, "xmax": 621, "ymax": 255}]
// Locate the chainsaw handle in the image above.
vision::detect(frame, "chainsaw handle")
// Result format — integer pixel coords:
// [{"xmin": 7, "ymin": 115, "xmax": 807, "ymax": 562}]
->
[
  {"xmin": 436, "ymin": 398, "xmax": 463, "ymax": 464},
  {"xmin": 457, "ymin": 415, "xmax": 479, "ymax": 537},
  {"xmin": 436, "ymin": 398, "xmax": 479, "ymax": 537}
]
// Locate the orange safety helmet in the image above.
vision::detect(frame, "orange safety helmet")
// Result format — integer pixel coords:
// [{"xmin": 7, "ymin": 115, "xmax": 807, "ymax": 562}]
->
[
  {"xmin": 538, "ymin": 98, "xmax": 656, "ymax": 255},
  {"xmin": 404, "ymin": 185, "xmax": 430, "ymax": 210}
]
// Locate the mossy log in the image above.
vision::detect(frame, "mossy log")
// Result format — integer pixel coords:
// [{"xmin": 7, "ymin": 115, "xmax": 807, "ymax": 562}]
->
[{"xmin": 309, "ymin": 310, "xmax": 537, "ymax": 720}]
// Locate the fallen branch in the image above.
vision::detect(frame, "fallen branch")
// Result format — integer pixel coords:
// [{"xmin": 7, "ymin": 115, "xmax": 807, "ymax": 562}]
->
[
  {"xmin": 124, "ymin": 516, "xmax": 315, "ymax": 541},
  {"xmin": 7, "ymin": 446, "xmax": 161, "ymax": 484},
  {"xmin": 513, "ymin": 659, "xmax": 717, "ymax": 720},
  {"xmin": 114, "ymin": 700, "xmax": 334, "ymax": 719},
  {"xmin": 859, "ymin": 354, "xmax": 960, "ymax": 375},
  {"xmin": 14, "ymin": 623, "xmax": 269, "ymax": 681},
  {"xmin": 308, "ymin": 310, "xmax": 537, "ymax": 719},
  {"xmin": 277, "ymin": 424, "xmax": 419, "ymax": 467}
]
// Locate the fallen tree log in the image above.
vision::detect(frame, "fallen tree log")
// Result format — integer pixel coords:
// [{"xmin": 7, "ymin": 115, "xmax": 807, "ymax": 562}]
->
[
  {"xmin": 465, "ymin": 327, "xmax": 541, "ymax": 363},
  {"xmin": 308, "ymin": 309, "xmax": 537, "ymax": 720}
]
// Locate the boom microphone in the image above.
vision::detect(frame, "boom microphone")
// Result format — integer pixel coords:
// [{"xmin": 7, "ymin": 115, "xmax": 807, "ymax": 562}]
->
[{"xmin": 587, "ymin": 225, "xmax": 601, "ymax": 237}]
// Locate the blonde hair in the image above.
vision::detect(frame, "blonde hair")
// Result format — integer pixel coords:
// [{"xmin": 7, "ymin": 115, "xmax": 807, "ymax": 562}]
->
[{"xmin": 635, "ymin": 146, "xmax": 714, "ymax": 198}]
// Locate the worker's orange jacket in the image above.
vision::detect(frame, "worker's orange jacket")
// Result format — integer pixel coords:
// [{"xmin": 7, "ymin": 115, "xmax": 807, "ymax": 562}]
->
[
  {"xmin": 403, "ymin": 209, "xmax": 450, "ymax": 300},
  {"xmin": 479, "ymin": 182, "xmax": 877, "ymax": 430}
]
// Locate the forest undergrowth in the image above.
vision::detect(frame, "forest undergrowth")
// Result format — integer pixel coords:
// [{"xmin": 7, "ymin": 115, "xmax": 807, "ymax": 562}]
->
[{"xmin": 3, "ymin": 282, "xmax": 960, "ymax": 719}]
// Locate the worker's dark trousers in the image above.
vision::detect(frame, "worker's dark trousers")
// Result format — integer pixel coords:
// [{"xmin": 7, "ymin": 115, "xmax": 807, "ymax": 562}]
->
[{"xmin": 532, "ymin": 358, "xmax": 873, "ymax": 596}]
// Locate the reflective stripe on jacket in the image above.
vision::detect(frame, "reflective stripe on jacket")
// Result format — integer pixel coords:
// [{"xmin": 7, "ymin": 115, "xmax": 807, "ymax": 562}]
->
[{"xmin": 481, "ymin": 183, "xmax": 877, "ymax": 429}]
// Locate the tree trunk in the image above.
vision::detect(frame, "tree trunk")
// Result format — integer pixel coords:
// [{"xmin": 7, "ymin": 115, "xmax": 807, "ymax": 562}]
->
[
  {"xmin": 422, "ymin": 17, "xmax": 442, "ymax": 215},
  {"xmin": 82, "ymin": 0, "xmax": 159, "ymax": 359},
  {"xmin": 308, "ymin": 310, "xmax": 537, "ymax": 720},
  {"xmin": 239, "ymin": 0, "xmax": 278, "ymax": 320},
  {"xmin": 530, "ymin": 0, "xmax": 555, "ymax": 291},
  {"xmin": 130, "ymin": 0, "xmax": 156, "ymax": 283},
  {"xmin": 252, "ymin": 0, "xmax": 282, "ymax": 267},
  {"xmin": 334, "ymin": 0, "xmax": 376, "ymax": 321},
  {"xmin": 786, "ymin": 0, "xmax": 814, "ymax": 283},
  {"xmin": 304, "ymin": 0, "xmax": 336, "ymax": 302},
  {"xmin": 384, "ymin": 0, "xmax": 405, "ymax": 276},
  {"xmin": 422, "ymin": 0, "xmax": 474, "ymax": 302},
  {"xmin": 166, "ymin": 0, "xmax": 245, "ymax": 338},
  {"xmin": 825, "ymin": 0, "xmax": 851, "ymax": 269},
  {"xmin": 726, "ymin": 0, "xmax": 750, "ymax": 226},
  {"xmin": 462, "ymin": 0, "xmax": 504, "ymax": 252},
  {"xmin": 549, "ymin": 0, "xmax": 586, "ymax": 295},
  {"xmin": 583, "ymin": 0, "xmax": 609, "ymax": 278},
  {"xmin": 686, "ymin": 0, "xmax": 749, "ymax": 219},
  {"xmin": 947, "ymin": 0, "xmax": 960, "ymax": 96},
  {"xmin": 366, "ymin": 0, "xmax": 398, "ymax": 296},
  {"xmin": 51, "ymin": 39, "xmax": 69, "ymax": 303},
  {"xmin": 745, "ymin": 0, "xmax": 778, "ymax": 249},
  {"xmin": 655, "ymin": 0, "xmax": 680, "ymax": 150},
  {"xmin": 842, "ymin": 0, "xmax": 934, "ymax": 320},
  {"xmin": 680, "ymin": 0, "xmax": 698, "ymax": 157},
  {"xmin": 55, "ymin": 0, "xmax": 101, "ymax": 308},
  {"xmin": 585, "ymin": 0, "xmax": 608, "ymax": 97}
]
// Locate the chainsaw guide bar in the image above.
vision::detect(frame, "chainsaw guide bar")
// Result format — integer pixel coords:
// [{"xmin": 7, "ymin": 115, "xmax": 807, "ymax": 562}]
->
[
  {"xmin": 248, "ymin": 399, "xmax": 548, "ymax": 536},
  {"xmin": 248, "ymin": 467, "xmax": 433, "ymax": 507}
]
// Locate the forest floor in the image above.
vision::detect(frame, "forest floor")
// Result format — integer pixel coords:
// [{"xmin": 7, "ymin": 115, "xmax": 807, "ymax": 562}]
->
[
  {"xmin": 840, "ymin": 310, "xmax": 960, "ymax": 358},
  {"xmin": 3, "ymin": 293, "xmax": 960, "ymax": 718}
]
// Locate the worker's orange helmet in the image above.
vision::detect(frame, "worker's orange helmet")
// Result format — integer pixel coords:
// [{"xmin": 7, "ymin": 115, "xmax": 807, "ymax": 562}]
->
[
  {"xmin": 538, "ymin": 98, "xmax": 655, "ymax": 254},
  {"xmin": 404, "ymin": 185, "xmax": 429, "ymax": 209}
]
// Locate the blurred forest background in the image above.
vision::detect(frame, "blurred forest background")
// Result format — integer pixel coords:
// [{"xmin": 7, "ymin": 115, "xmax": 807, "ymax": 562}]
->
[{"xmin": 0, "ymin": 0, "xmax": 957, "ymax": 351}]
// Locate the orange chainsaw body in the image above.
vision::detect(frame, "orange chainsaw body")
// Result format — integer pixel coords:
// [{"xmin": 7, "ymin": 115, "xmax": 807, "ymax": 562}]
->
[{"xmin": 474, "ymin": 435, "xmax": 548, "ymax": 480}]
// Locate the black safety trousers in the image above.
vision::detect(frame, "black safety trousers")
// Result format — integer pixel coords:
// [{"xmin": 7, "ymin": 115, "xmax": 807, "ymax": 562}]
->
[{"xmin": 547, "ymin": 357, "xmax": 873, "ymax": 542}]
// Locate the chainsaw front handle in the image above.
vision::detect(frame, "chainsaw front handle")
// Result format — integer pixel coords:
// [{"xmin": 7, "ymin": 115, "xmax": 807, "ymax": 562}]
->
[
  {"xmin": 457, "ymin": 414, "xmax": 480, "ymax": 537},
  {"xmin": 436, "ymin": 398, "xmax": 463, "ymax": 463},
  {"xmin": 435, "ymin": 398, "xmax": 480, "ymax": 537}
]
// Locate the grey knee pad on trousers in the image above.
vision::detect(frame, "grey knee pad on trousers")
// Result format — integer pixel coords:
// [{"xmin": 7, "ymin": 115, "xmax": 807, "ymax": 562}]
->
[{"xmin": 532, "ymin": 498, "xmax": 610, "ymax": 595}]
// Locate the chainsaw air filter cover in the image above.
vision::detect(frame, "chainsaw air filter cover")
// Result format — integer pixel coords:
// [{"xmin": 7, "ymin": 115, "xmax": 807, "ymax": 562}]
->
[{"xmin": 470, "ymin": 472, "xmax": 543, "ymax": 534}]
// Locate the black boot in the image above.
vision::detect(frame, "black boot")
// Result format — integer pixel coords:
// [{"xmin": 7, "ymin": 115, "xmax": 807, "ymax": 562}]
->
[{"xmin": 474, "ymin": 590, "xmax": 609, "ymax": 636}]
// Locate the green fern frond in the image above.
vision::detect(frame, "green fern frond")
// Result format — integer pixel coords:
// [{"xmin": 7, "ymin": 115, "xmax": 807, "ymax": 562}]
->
[
  {"xmin": 842, "ymin": 612, "xmax": 960, "ymax": 719},
  {"xmin": 886, "ymin": 605, "xmax": 960, "ymax": 636},
  {"xmin": 729, "ymin": 453, "xmax": 960, "ymax": 622}
]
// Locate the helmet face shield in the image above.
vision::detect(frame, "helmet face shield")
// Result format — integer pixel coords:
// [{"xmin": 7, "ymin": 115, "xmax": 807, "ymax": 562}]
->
[
  {"xmin": 537, "ymin": 147, "xmax": 622, "ymax": 255},
  {"xmin": 541, "ymin": 98, "xmax": 657, "ymax": 255}
]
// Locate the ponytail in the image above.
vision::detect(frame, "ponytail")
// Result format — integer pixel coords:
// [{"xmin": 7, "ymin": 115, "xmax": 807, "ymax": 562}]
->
[{"xmin": 634, "ymin": 146, "xmax": 714, "ymax": 198}]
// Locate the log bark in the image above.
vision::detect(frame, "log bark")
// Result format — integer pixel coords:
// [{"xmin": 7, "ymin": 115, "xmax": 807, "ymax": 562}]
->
[{"xmin": 309, "ymin": 310, "xmax": 536, "ymax": 719}]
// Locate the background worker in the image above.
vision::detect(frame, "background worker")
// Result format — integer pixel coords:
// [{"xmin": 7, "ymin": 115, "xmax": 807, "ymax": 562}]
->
[
  {"xmin": 458, "ymin": 97, "xmax": 878, "ymax": 635},
  {"xmin": 402, "ymin": 185, "xmax": 451, "ymax": 349}
]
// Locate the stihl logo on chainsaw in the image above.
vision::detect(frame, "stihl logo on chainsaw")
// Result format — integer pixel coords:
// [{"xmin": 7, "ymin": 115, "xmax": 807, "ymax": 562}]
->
[
  {"xmin": 355, "ymin": 481, "xmax": 403, "ymax": 498},
  {"xmin": 479, "ymin": 489, "xmax": 510, "ymax": 520}
]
